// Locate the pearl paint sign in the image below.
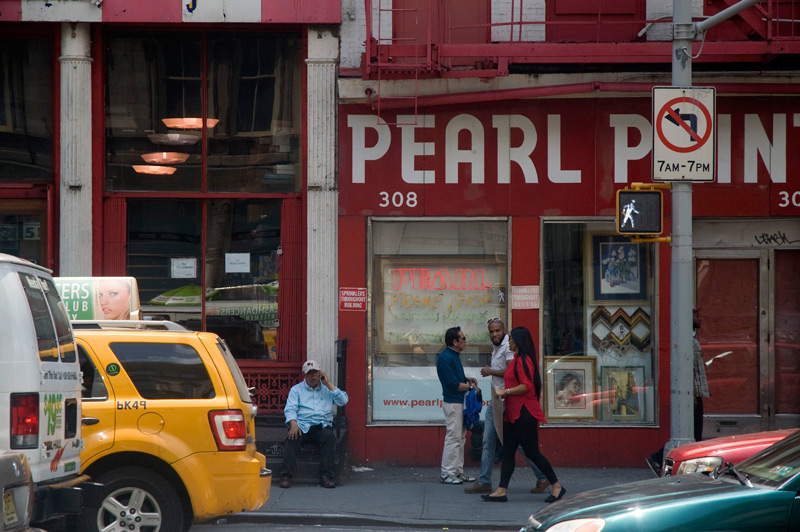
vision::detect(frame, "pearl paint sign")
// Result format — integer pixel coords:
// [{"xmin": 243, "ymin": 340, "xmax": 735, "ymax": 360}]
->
[{"xmin": 339, "ymin": 97, "xmax": 800, "ymax": 218}]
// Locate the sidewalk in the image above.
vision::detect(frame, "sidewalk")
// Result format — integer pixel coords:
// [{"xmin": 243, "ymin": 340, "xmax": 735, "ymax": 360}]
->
[{"xmin": 230, "ymin": 464, "xmax": 653, "ymax": 529}]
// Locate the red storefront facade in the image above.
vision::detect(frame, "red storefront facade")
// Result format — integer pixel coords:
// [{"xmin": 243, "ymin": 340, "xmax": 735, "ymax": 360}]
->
[
  {"xmin": 0, "ymin": 0, "xmax": 342, "ymax": 412},
  {"xmin": 337, "ymin": 94, "xmax": 800, "ymax": 466}
]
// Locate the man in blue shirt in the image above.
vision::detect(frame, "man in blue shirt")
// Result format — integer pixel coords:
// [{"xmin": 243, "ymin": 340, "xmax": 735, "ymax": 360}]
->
[
  {"xmin": 437, "ymin": 326, "xmax": 478, "ymax": 485},
  {"xmin": 279, "ymin": 360, "xmax": 349, "ymax": 489}
]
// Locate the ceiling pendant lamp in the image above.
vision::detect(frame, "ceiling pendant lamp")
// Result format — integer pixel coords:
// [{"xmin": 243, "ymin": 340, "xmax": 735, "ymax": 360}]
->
[
  {"xmin": 132, "ymin": 165, "xmax": 177, "ymax": 176},
  {"xmin": 147, "ymin": 133, "xmax": 201, "ymax": 146},
  {"xmin": 161, "ymin": 118, "xmax": 219, "ymax": 129},
  {"xmin": 141, "ymin": 152, "xmax": 190, "ymax": 164}
]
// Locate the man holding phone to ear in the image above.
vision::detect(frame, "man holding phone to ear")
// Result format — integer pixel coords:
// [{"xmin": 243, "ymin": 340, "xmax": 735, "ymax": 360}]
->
[{"xmin": 279, "ymin": 360, "xmax": 349, "ymax": 489}]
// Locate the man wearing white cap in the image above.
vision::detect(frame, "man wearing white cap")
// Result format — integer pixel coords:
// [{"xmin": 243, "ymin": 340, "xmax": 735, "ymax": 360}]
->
[{"xmin": 279, "ymin": 360, "xmax": 349, "ymax": 489}]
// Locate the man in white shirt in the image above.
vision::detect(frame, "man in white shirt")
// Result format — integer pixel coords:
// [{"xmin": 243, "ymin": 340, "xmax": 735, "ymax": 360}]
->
[{"xmin": 464, "ymin": 318, "xmax": 548, "ymax": 494}]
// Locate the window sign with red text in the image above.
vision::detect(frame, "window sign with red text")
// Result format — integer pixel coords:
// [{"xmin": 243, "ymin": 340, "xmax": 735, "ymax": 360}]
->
[
  {"xmin": 375, "ymin": 258, "xmax": 506, "ymax": 352},
  {"xmin": 369, "ymin": 220, "xmax": 508, "ymax": 423}
]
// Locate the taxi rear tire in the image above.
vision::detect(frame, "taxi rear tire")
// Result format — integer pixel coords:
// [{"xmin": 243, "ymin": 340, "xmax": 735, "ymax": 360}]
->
[{"xmin": 79, "ymin": 467, "xmax": 185, "ymax": 532}]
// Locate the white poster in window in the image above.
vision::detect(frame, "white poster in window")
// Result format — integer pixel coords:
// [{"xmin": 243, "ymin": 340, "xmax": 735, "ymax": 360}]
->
[
  {"xmin": 225, "ymin": 253, "xmax": 251, "ymax": 273},
  {"xmin": 171, "ymin": 258, "xmax": 197, "ymax": 279},
  {"xmin": 372, "ymin": 366, "xmax": 491, "ymax": 422}
]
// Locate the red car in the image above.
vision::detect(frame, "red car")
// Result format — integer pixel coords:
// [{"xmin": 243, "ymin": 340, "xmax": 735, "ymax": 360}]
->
[{"xmin": 662, "ymin": 428, "xmax": 798, "ymax": 476}]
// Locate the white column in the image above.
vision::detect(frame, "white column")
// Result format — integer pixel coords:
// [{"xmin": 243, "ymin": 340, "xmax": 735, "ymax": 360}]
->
[
  {"xmin": 59, "ymin": 22, "xmax": 93, "ymax": 276},
  {"xmin": 306, "ymin": 28, "xmax": 340, "ymax": 378}
]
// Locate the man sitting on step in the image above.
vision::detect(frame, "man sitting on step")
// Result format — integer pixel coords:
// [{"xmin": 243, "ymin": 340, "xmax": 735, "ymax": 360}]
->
[{"xmin": 279, "ymin": 360, "xmax": 349, "ymax": 489}]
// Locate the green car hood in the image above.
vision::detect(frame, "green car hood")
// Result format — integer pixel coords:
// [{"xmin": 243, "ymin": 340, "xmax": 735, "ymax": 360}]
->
[{"xmin": 531, "ymin": 474, "xmax": 794, "ymax": 531}]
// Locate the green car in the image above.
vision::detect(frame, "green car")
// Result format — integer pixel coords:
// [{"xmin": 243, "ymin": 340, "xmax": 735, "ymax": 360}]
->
[{"xmin": 522, "ymin": 429, "xmax": 800, "ymax": 532}]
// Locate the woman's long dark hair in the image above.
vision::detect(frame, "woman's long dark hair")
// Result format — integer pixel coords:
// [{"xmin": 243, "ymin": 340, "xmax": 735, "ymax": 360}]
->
[{"xmin": 509, "ymin": 326, "xmax": 543, "ymax": 399}]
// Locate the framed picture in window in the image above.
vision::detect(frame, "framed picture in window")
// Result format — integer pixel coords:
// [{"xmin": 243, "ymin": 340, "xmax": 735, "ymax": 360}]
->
[
  {"xmin": 544, "ymin": 356, "xmax": 597, "ymax": 420},
  {"xmin": 590, "ymin": 235, "xmax": 647, "ymax": 304},
  {"xmin": 601, "ymin": 366, "xmax": 646, "ymax": 422}
]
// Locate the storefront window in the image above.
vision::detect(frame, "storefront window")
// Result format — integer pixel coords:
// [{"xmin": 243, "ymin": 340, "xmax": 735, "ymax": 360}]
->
[
  {"xmin": 204, "ymin": 199, "xmax": 281, "ymax": 359},
  {"xmin": 0, "ymin": 41, "xmax": 53, "ymax": 183},
  {"xmin": 106, "ymin": 29, "xmax": 303, "ymax": 364},
  {"xmin": 369, "ymin": 219, "xmax": 508, "ymax": 423},
  {"xmin": 105, "ymin": 32, "xmax": 301, "ymax": 193},
  {"xmin": 126, "ymin": 198, "xmax": 281, "ymax": 360},
  {"xmin": 207, "ymin": 35, "xmax": 301, "ymax": 193},
  {"xmin": 542, "ymin": 221, "xmax": 656, "ymax": 425},
  {"xmin": 128, "ymin": 199, "xmax": 202, "ymax": 324}
]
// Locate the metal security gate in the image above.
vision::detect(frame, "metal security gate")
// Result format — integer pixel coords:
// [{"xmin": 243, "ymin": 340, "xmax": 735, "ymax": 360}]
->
[{"xmin": 695, "ymin": 220, "xmax": 800, "ymax": 438}]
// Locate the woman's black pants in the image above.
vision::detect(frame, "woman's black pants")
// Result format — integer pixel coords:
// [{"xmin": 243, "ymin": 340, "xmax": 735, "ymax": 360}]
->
[{"xmin": 499, "ymin": 406, "xmax": 558, "ymax": 489}]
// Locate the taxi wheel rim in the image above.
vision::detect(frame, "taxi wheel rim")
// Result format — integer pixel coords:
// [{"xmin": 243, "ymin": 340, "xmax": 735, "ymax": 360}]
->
[{"xmin": 97, "ymin": 485, "xmax": 163, "ymax": 532}]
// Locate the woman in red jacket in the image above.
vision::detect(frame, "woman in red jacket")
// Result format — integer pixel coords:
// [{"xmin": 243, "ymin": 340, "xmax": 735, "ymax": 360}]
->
[{"xmin": 482, "ymin": 326, "xmax": 565, "ymax": 503}]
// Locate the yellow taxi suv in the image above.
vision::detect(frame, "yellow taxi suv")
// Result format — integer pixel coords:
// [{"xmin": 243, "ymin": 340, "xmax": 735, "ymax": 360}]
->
[{"xmin": 73, "ymin": 320, "xmax": 270, "ymax": 532}]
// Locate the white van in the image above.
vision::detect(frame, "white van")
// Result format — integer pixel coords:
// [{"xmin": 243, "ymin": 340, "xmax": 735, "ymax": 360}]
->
[{"xmin": 0, "ymin": 254, "xmax": 88, "ymax": 525}]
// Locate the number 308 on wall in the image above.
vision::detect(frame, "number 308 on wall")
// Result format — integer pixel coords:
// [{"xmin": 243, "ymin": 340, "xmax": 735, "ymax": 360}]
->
[
  {"xmin": 379, "ymin": 191, "xmax": 418, "ymax": 208},
  {"xmin": 777, "ymin": 191, "xmax": 800, "ymax": 208}
]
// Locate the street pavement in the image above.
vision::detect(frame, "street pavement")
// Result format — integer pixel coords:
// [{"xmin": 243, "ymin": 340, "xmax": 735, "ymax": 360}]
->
[{"xmin": 228, "ymin": 463, "xmax": 653, "ymax": 530}]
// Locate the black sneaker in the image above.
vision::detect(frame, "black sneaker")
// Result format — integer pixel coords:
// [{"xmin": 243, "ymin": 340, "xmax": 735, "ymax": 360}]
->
[{"xmin": 645, "ymin": 456, "xmax": 661, "ymax": 477}]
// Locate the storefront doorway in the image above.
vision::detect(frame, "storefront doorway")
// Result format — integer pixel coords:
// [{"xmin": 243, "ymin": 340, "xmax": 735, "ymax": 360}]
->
[
  {"xmin": 695, "ymin": 220, "xmax": 800, "ymax": 438},
  {"xmin": 0, "ymin": 199, "xmax": 47, "ymax": 265}
]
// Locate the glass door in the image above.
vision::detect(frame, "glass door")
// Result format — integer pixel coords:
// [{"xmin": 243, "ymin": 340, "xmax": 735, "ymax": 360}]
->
[{"xmin": 0, "ymin": 199, "xmax": 47, "ymax": 265}]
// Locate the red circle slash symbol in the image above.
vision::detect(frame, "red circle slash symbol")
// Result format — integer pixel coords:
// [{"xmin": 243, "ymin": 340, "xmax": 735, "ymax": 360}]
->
[{"xmin": 656, "ymin": 97, "xmax": 712, "ymax": 154}]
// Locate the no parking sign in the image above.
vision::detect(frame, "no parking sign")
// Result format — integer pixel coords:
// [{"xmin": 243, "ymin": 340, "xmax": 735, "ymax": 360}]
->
[{"xmin": 652, "ymin": 87, "xmax": 716, "ymax": 182}]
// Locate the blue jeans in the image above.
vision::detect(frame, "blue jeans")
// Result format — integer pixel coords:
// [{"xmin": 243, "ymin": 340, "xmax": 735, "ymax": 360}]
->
[{"xmin": 479, "ymin": 397, "xmax": 544, "ymax": 486}]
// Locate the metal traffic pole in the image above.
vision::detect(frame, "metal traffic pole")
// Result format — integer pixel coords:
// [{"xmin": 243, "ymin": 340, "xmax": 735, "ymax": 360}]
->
[
  {"xmin": 665, "ymin": 0, "xmax": 695, "ymax": 454},
  {"xmin": 665, "ymin": 0, "xmax": 763, "ymax": 454}
]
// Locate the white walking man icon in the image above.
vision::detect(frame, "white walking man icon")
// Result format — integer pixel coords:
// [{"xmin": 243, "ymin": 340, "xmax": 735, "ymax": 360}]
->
[{"xmin": 621, "ymin": 199, "xmax": 639, "ymax": 229}]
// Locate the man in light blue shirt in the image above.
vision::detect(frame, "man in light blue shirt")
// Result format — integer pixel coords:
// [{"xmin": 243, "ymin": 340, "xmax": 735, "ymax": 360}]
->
[{"xmin": 279, "ymin": 360, "xmax": 348, "ymax": 489}]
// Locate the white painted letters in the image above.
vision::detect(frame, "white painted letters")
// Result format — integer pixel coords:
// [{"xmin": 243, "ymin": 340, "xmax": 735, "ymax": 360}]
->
[
  {"xmin": 346, "ymin": 111, "xmax": 798, "ymax": 186},
  {"xmin": 717, "ymin": 114, "xmax": 731, "ymax": 183},
  {"xmin": 445, "ymin": 114, "xmax": 485, "ymax": 183},
  {"xmin": 398, "ymin": 115, "xmax": 436, "ymax": 184},
  {"xmin": 547, "ymin": 115, "xmax": 581, "ymax": 183},
  {"xmin": 348, "ymin": 115, "xmax": 390, "ymax": 183},
  {"xmin": 609, "ymin": 114, "xmax": 651, "ymax": 184},
  {"xmin": 493, "ymin": 115, "xmax": 538, "ymax": 183},
  {"xmin": 745, "ymin": 114, "xmax": 786, "ymax": 183}
]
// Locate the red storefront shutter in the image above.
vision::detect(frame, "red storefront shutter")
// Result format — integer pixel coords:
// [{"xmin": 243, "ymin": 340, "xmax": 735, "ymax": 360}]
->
[
  {"xmin": 276, "ymin": 197, "xmax": 305, "ymax": 363},
  {"xmin": 103, "ymin": 197, "xmax": 127, "ymax": 276}
]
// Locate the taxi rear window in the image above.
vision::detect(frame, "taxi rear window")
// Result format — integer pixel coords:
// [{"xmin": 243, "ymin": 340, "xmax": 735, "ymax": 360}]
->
[
  {"xmin": 216, "ymin": 339, "xmax": 252, "ymax": 404},
  {"xmin": 109, "ymin": 342, "xmax": 216, "ymax": 400}
]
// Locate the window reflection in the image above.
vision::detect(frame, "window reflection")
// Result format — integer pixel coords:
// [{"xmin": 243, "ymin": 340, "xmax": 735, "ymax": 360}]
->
[
  {"xmin": 128, "ymin": 199, "xmax": 202, "ymax": 322},
  {"xmin": 0, "ymin": 41, "xmax": 53, "ymax": 183},
  {"xmin": 207, "ymin": 34, "xmax": 301, "ymax": 192},
  {"xmin": 105, "ymin": 32, "xmax": 301, "ymax": 193},
  {"xmin": 106, "ymin": 34, "xmax": 203, "ymax": 191},
  {"xmin": 542, "ymin": 222, "xmax": 656, "ymax": 425},
  {"xmin": 203, "ymin": 199, "xmax": 281, "ymax": 359}
]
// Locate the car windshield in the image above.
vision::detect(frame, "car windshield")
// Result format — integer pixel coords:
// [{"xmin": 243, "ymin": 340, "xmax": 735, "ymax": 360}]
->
[{"xmin": 735, "ymin": 430, "xmax": 800, "ymax": 488}]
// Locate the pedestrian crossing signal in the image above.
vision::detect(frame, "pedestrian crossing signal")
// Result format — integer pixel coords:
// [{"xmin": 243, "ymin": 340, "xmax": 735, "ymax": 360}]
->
[{"xmin": 616, "ymin": 190, "xmax": 663, "ymax": 235}]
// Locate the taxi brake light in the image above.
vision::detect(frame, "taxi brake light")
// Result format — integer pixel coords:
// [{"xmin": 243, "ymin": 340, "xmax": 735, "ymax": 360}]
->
[{"xmin": 208, "ymin": 410, "xmax": 246, "ymax": 451}]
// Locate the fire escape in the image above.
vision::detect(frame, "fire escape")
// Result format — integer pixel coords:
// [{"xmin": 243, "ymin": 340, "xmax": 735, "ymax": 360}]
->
[{"xmin": 362, "ymin": 0, "xmax": 800, "ymax": 114}]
